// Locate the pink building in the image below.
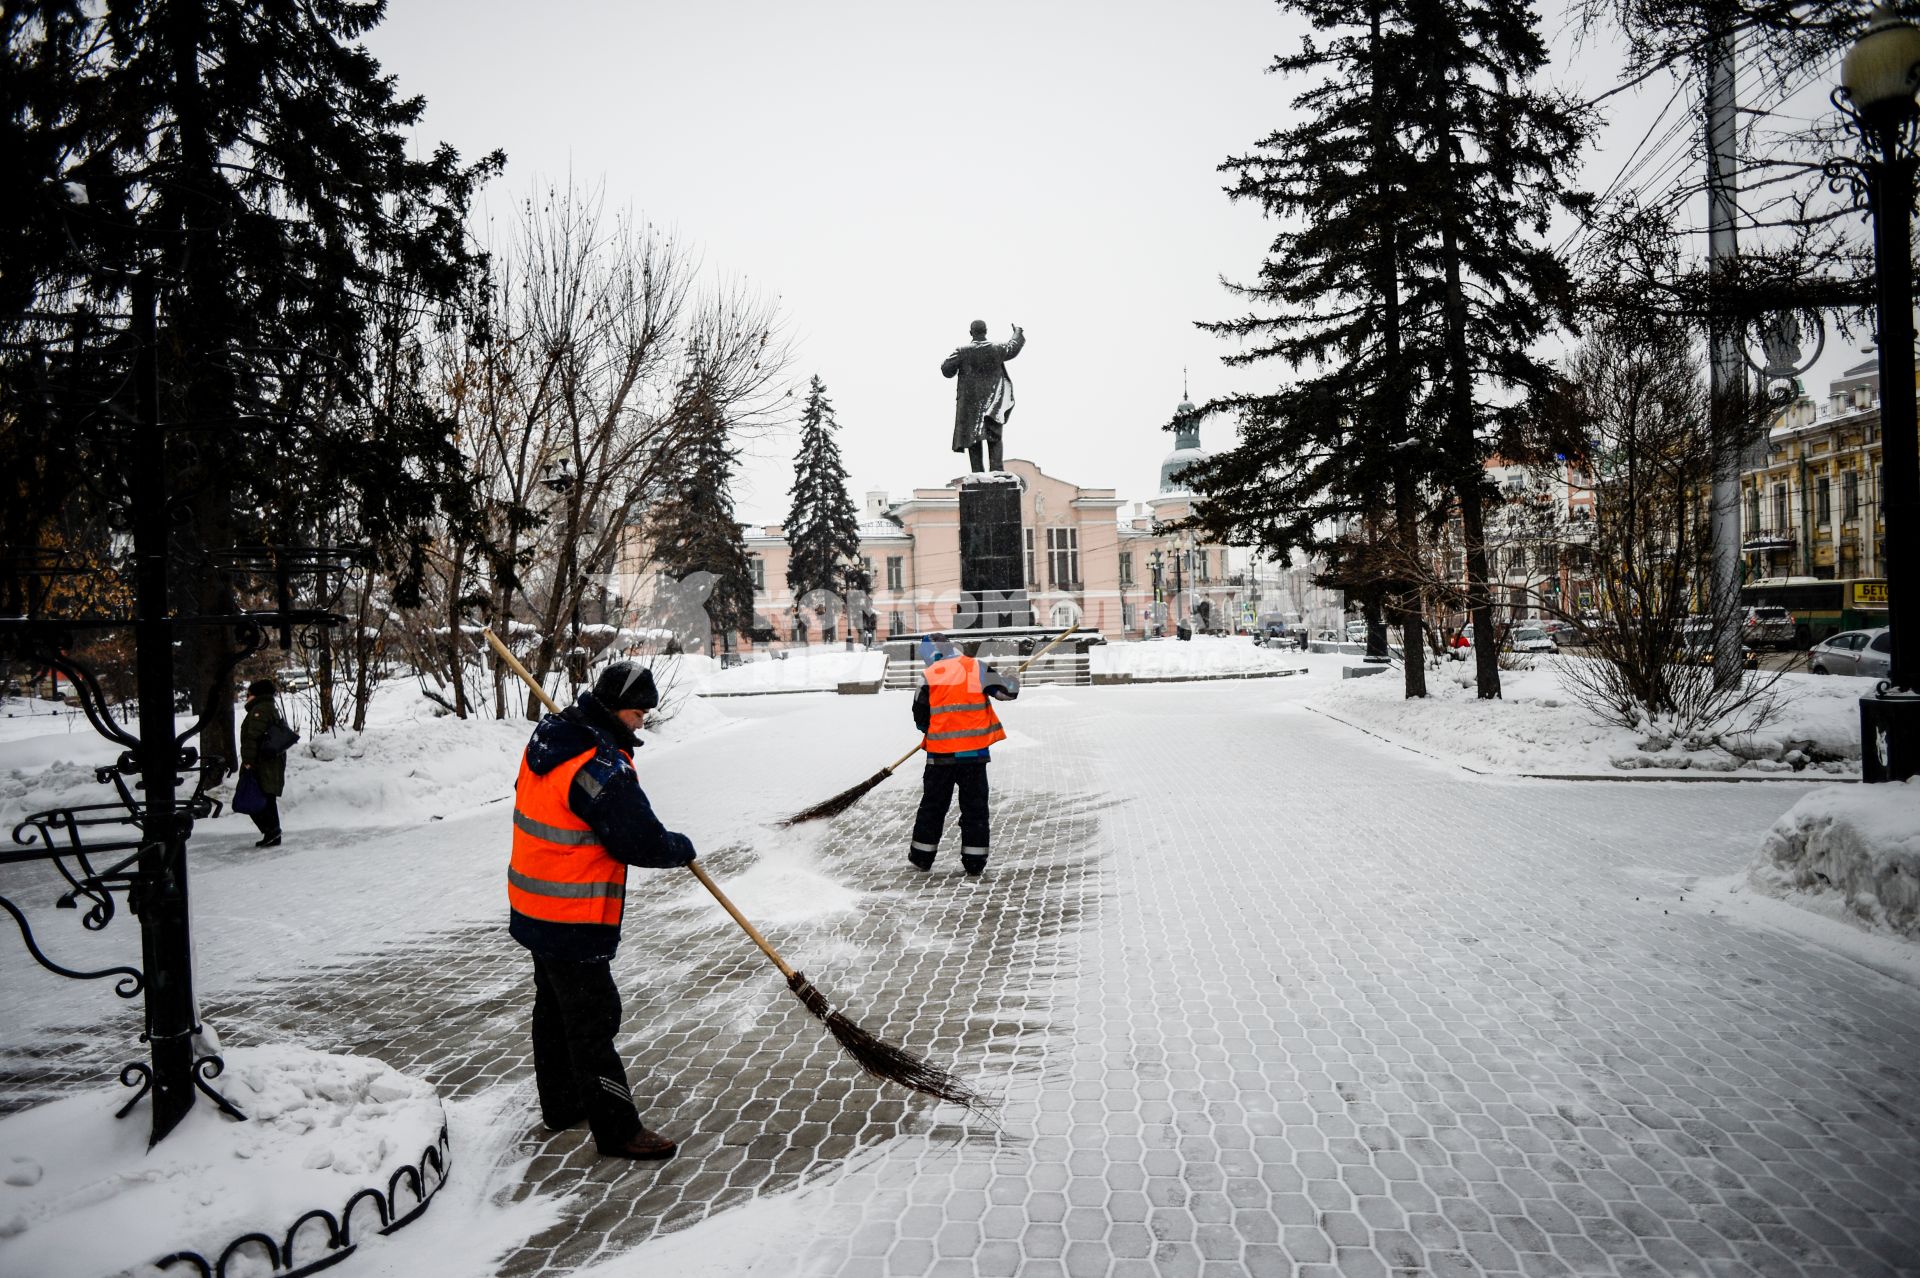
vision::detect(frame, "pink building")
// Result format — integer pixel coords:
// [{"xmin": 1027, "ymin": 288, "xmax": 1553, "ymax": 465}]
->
[{"xmin": 737, "ymin": 398, "xmax": 1265, "ymax": 643}]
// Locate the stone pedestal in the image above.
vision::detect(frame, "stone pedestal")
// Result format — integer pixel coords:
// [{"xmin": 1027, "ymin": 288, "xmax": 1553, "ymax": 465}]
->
[{"xmin": 956, "ymin": 474, "xmax": 1028, "ymax": 630}]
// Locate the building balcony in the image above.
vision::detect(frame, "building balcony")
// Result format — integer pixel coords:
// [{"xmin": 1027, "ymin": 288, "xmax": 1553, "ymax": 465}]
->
[{"xmin": 1741, "ymin": 527, "xmax": 1798, "ymax": 552}]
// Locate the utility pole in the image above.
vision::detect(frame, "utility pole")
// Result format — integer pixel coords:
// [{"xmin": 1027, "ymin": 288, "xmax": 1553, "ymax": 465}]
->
[{"xmin": 1706, "ymin": 21, "xmax": 1746, "ymax": 682}]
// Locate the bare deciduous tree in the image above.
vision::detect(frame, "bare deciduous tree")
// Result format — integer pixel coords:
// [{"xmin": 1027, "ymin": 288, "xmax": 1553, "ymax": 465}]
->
[
  {"xmin": 394, "ymin": 183, "xmax": 789, "ymax": 718},
  {"xmin": 1539, "ymin": 317, "xmax": 1787, "ymax": 737}
]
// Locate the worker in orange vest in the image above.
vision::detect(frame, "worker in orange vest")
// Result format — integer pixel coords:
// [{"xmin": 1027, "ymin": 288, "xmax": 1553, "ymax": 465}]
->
[
  {"xmin": 908, "ymin": 633, "xmax": 1020, "ymax": 877},
  {"xmin": 508, "ymin": 661, "xmax": 696, "ymax": 1161}
]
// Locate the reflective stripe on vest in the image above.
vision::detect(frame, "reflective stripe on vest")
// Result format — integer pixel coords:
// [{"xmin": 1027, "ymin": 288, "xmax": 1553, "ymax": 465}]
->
[
  {"xmin": 922, "ymin": 655, "xmax": 1006, "ymax": 754},
  {"xmin": 508, "ymin": 749, "xmax": 628, "ymax": 927}
]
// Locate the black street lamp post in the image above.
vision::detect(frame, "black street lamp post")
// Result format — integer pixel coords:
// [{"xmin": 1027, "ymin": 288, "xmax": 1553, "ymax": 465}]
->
[
  {"xmin": 1149, "ymin": 549, "xmax": 1164, "ymax": 637},
  {"xmin": 1170, "ymin": 546, "xmax": 1187, "ymax": 637},
  {"xmin": 1838, "ymin": 5, "xmax": 1920, "ymax": 781}
]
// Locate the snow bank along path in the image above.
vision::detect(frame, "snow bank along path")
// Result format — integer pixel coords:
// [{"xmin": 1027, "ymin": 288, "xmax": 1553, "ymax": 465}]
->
[
  {"xmin": 0, "ymin": 1045, "xmax": 445, "ymax": 1278},
  {"xmin": 1752, "ymin": 776, "xmax": 1920, "ymax": 937}
]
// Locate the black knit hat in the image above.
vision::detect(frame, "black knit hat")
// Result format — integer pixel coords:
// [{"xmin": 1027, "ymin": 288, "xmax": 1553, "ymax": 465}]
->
[
  {"xmin": 246, "ymin": 678, "xmax": 276, "ymax": 700},
  {"xmin": 592, "ymin": 661, "xmax": 659, "ymax": 712}
]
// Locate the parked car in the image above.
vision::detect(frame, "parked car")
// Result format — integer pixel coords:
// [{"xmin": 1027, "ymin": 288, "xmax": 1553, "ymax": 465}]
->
[
  {"xmin": 1808, "ymin": 627, "xmax": 1893, "ymax": 678},
  {"xmin": 1675, "ymin": 617, "xmax": 1759, "ymax": 669},
  {"xmin": 1741, "ymin": 605, "xmax": 1797, "ymax": 650},
  {"xmin": 1344, "ymin": 619, "xmax": 1368, "ymax": 642},
  {"xmin": 1508, "ymin": 626, "xmax": 1556, "ymax": 653}
]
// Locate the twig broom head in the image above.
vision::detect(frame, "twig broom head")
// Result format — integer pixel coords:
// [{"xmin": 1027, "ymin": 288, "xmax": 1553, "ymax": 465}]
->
[
  {"xmin": 777, "ymin": 765, "xmax": 892, "ymax": 827},
  {"xmin": 786, "ymin": 971, "xmax": 992, "ymax": 1113}
]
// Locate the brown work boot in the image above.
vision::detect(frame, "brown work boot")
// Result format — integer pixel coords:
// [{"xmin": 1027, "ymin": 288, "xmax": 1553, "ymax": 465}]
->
[{"xmin": 601, "ymin": 1127, "xmax": 677, "ymax": 1161}]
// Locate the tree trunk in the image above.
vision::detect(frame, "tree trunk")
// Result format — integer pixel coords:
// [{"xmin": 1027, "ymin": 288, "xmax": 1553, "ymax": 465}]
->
[
  {"xmin": 1431, "ymin": 61, "xmax": 1499, "ymax": 700},
  {"xmin": 1370, "ymin": 0, "xmax": 1425, "ymax": 700}
]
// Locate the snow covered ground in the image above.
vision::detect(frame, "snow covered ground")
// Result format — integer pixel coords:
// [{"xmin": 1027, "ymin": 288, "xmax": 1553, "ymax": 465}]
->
[
  {"xmin": 1309, "ymin": 655, "xmax": 1865, "ymax": 776},
  {"xmin": 688, "ymin": 649, "xmax": 886, "ymax": 695},
  {"xmin": 1090, "ymin": 634, "xmax": 1310, "ymax": 680},
  {"xmin": 1, "ymin": 660, "xmax": 1916, "ymax": 1277}
]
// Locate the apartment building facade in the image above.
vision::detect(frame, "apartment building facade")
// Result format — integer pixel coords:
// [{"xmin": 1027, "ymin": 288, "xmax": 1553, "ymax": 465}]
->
[{"xmin": 1742, "ymin": 359, "xmax": 1891, "ymax": 582}]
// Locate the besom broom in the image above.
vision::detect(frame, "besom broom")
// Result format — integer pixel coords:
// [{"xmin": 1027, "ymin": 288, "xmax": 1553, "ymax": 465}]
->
[
  {"xmin": 778, "ymin": 624, "xmax": 1080, "ymax": 827},
  {"xmin": 481, "ymin": 627, "xmax": 990, "ymax": 1113}
]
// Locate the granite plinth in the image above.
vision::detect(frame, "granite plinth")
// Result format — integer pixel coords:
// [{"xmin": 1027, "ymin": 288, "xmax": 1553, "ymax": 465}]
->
[{"xmin": 958, "ymin": 477, "xmax": 1026, "ymax": 630}]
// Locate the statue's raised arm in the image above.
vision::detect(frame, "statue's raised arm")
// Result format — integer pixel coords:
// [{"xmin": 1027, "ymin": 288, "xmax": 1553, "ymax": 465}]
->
[{"xmin": 942, "ymin": 320, "xmax": 1026, "ymax": 473}]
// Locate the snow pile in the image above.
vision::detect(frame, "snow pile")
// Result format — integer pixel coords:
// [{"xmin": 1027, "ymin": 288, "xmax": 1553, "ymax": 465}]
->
[
  {"xmin": 663, "ymin": 833, "xmax": 865, "ymax": 927},
  {"xmin": 0, "ymin": 1045, "xmax": 445, "ymax": 1278},
  {"xmin": 283, "ymin": 712, "xmax": 531, "ymax": 827},
  {"xmin": 693, "ymin": 649, "xmax": 886, "ymax": 695},
  {"xmin": 1092, "ymin": 636, "xmax": 1307, "ymax": 680},
  {"xmin": 0, "ymin": 679, "xmax": 743, "ymax": 841},
  {"xmin": 0, "ymin": 704, "xmax": 183, "ymax": 819},
  {"xmin": 1313, "ymin": 661, "xmax": 1864, "ymax": 776},
  {"xmin": 1750, "ymin": 778, "xmax": 1920, "ymax": 938}
]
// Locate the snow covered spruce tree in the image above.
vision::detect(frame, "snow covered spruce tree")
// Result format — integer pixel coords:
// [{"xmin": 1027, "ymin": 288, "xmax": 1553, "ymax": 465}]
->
[
  {"xmin": 2, "ymin": 0, "xmax": 500, "ymax": 767},
  {"xmin": 1184, "ymin": 0, "xmax": 1587, "ymax": 701},
  {"xmin": 646, "ymin": 367, "xmax": 756, "ymax": 656},
  {"xmin": 1397, "ymin": 0, "xmax": 1590, "ymax": 699},
  {"xmin": 784, "ymin": 377, "xmax": 869, "ymax": 644},
  {"xmin": 1177, "ymin": 0, "xmax": 1442, "ymax": 700}
]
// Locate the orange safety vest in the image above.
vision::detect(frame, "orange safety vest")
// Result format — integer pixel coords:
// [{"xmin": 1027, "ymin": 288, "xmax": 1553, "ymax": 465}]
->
[
  {"xmin": 507, "ymin": 749, "xmax": 627, "ymax": 927},
  {"xmin": 922, "ymin": 654, "xmax": 1007, "ymax": 755}
]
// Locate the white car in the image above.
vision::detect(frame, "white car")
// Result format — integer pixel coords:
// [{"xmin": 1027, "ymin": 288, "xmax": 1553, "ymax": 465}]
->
[
  {"xmin": 1809, "ymin": 628, "xmax": 1892, "ymax": 678},
  {"xmin": 1508, "ymin": 626, "xmax": 1556, "ymax": 653}
]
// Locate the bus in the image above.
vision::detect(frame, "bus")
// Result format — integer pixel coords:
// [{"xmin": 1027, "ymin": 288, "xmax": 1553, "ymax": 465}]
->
[{"xmin": 1739, "ymin": 577, "xmax": 1888, "ymax": 646}]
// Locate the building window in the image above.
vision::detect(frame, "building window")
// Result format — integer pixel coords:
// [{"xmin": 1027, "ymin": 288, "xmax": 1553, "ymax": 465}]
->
[
  {"xmin": 1118, "ymin": 552, "xmax": 1133, "ymax": 588},
  {"xmin": 1025, "ymin": 528, "xmax": 1036, "ymax": 586},
  {"xmin": 749, "ymin": 557, "xmax": 764, "ymax": 592},
  {"xmin": 886, "ymin": 555, "xmax": 903, "ymax": 592},
  {"xmin": 858, "ymin": 556, "xmax": 872, "ymax": 587},
  {"xmin": 1046, "ymin": 527, "xmax": 1079, "ymax": 588},
  {"xmin": 1219, "ymin": 549, "xmax": 1229, "ymax": 579},
  {"xmin": 1816, "ymin": 474, "xmax": 1831, "ymax": 526},
  {"xmin": 1844, "ymin": 470, "xmax": 1860, "ymax": 520},
  {"xmin": 888, "ymin": 610, "xmax": 904, "ymax": 637},
  {"xmin": 1746, "ymin": 488, "xmax": 1761, "ymax": 533},
  {"xmin": 1122, "ymin": 601, "xmax": 1136, "ymax": 629},
  {"xmin": 1194, "ymin": 549, "xmax": 1210, "ymax": 583},
  {"xmin": 1773, "ymin": 484, "xmax": 1789, "ymax": 532}
]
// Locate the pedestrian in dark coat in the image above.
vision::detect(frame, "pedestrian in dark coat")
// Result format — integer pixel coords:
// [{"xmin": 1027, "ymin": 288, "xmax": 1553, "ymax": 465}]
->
[
  {"xmin": 507, "ymin": 661, "xmax": 696, "ymax": 1161},
  {"xmin": 239, "ymin": 678, "xmax": 291, "ymax": 847}
]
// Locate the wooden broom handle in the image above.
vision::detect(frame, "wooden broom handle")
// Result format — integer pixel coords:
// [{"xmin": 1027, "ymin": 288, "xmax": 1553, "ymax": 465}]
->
[
  {"xmin": 685, "ymin": 861, "xmax": 796, "ymax": 979},
  {"xmin": 483, "ymin": 628, "xmax": 562, "ymax": 714},
  {"xmin": 481, "ymin": 628, "xmax": 800, "ymax": 979},
  {"xmin": 1016, "ymin": 623, "xmax": 1080, "ymax": 674}
]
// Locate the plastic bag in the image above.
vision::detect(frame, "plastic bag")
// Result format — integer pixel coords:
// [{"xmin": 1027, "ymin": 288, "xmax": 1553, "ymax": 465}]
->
[{"xmin": 233, "ymin": 769, "xmax": 269, "ymax": 816}]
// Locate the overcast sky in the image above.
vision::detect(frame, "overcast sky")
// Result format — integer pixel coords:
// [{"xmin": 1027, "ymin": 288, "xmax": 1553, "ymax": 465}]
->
[{"xmin": 366, "ymin": 0, "xmax": 1864, "ymax": 526}]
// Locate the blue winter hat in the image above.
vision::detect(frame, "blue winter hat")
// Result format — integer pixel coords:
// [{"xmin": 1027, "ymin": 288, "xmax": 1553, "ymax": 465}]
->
[{"xmin": 918, "ymin": 633, "xmax": 957, "ymax": 664}]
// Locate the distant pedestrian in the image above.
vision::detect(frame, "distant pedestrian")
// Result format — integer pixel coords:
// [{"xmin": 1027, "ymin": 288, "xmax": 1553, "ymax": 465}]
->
[
  {"xmin": 239, "ymin": 678, "xmax": 296, "ymax": 847},
  {"xmin": 908, "ymin": 633, "xmax": 1019, "ymax": 877},
  {"xmin": 507, "ymin": 661, "xmax": 696, "ymax": 1161}
]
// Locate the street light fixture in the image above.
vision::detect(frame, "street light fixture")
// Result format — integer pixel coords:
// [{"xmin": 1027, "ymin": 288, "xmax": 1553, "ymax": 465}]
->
[{"xmin": 1835, "ymin": 4, "xmax": 1920, "ymax": 781}]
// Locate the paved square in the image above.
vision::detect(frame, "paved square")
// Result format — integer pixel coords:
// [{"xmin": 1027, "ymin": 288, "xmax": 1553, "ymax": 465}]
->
[{"xmin": 3, "ymin": 682, "xmax": 1916, "ymax": 1277}]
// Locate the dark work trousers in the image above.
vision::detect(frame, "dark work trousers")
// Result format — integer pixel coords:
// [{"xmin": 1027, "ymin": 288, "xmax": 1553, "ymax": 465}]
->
[
  {"xmin": 530, "ymin": 954, "xmax": 642, "ymax": 1150},
  {"xmin": 910, "ymin": 758, "xmax": 991, "ymax": 861},
  {"xmin": 247, "ymin": 795, "xmax": 280, "ymax": 838}
]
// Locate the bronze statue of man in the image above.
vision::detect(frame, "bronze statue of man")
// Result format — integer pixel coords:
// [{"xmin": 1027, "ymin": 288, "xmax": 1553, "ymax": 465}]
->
[{"xmin": 941, "ymin": 320, "xmax": 1025, "ymax": 472}]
